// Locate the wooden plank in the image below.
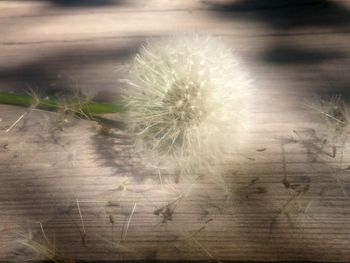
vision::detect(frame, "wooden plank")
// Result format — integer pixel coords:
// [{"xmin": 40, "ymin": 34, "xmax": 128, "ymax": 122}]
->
[
  {"xmin": 0, "ymin": 0, "xmax": 349, "ymax": 45},
  {"xmin": 1, "ymin": 0, "xmax": 350, "ymax": 262}
]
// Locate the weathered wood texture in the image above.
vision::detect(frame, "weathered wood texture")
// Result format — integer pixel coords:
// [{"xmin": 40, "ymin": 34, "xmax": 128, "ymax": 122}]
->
[{"xmin": 1, "ymin": 0, "xmax": 350, "ymax": 261}]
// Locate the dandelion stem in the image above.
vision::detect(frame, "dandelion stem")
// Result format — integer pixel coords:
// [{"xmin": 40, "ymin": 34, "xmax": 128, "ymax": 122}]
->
[{"xmin": 0, "ymin": 92, "xmax": 124, "ymax": 115}]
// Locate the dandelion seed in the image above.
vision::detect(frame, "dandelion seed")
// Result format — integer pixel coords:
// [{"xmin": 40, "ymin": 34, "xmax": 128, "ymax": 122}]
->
[
  {"xmin": 191, "ymin": 237, "xmax": 221, "ymax": 263},
  {"xmin": 76, "ymin": 199, "xmax": 87, "ymax": 247},
  {"xmin": 307, "ymin": 96, "xmax": 350, "ymax": 200},
  {"xmin": 76, "ymin": 199, "xmax": 85, "ymax": 234},
  {"xmin": 5, "ymin": 112, "xmax": 27, "ymax": 133},
  {"xmin": 306, "ymin": 96, "xmax": 350, "ymax": 144},
  {"xmin": 39, "ymin": 222, "xmax": 50, "ymax": 245},
  {"xmin": 15, "ymin": 226, "xmax": 73, "ymax": 263},
  {"xmin": 123, "ymin": 202, "xmax": 137, "ymax": 241},
  {"xmin": 124, "ymin": 35, "xmax": 253, "ymax": 177}
]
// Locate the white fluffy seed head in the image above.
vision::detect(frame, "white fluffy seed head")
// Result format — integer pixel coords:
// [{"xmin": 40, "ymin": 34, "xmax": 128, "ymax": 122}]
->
[{"xmin": 124, "ymin": 35, "xmax": 253, "ymax": 177}]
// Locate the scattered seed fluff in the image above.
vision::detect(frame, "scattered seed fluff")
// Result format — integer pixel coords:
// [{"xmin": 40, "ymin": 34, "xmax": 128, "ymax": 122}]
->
[{"xmin": 124, "ymin": 35, "xmax": 253, "ymax": 178}]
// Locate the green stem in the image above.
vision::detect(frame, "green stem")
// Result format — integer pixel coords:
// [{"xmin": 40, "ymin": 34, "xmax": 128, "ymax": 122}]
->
[{"xmin": 0, "ymin": 92, "xmax": 124, "ymax": 114}]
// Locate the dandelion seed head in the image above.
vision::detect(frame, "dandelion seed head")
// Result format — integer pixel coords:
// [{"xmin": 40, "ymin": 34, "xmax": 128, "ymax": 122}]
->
[{"xmin": 124, "ymin": 35, "xmax": 253, "ymax": 177}]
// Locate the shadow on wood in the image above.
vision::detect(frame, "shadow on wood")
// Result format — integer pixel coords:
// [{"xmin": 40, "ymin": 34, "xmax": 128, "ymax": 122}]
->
[{"xmin": 204, "ymin": 0, "xmax": 350, "ymax": 29}]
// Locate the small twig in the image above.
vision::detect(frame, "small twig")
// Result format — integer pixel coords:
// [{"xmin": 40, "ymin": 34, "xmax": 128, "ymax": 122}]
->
[
  {"xmin": 123, "ymin": 203, "xmax": 137, "ymax": 241},
  {"xmin": 5, "ymin": 112, "xmax": 27, "ymax": 133}
]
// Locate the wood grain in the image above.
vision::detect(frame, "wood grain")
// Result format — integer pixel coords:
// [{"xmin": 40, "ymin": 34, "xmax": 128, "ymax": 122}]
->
[{"xmin": 1, "ymin": 0, "xmax": 350, "ymax": 261}]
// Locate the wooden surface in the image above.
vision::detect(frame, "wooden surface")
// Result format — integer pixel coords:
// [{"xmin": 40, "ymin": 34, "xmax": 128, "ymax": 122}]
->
[{"xmin": 1, "ymin": 0, "xmax": 350, "ymax": 261}]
